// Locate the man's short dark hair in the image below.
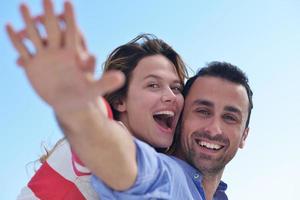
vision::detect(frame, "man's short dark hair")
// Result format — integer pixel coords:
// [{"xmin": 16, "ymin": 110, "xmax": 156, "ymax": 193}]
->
[{"xmin": 183, "ymin": 61, "xmax": 253, "ymax": 128}]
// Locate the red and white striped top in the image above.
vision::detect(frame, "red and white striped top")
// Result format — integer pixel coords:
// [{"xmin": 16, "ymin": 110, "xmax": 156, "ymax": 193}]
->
[{"xmin": 17, "ymin": 98, "xmax": 113, "ymax": 200}]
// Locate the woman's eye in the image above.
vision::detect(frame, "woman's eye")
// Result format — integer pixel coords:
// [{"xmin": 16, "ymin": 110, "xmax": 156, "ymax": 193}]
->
[
  {"xmin": 171, "ymin": 86, "xmax": 183, "ymax": 93},
  {"xmin": 148, "ymin": 83, "xmax": 159, "ymax": 88}
]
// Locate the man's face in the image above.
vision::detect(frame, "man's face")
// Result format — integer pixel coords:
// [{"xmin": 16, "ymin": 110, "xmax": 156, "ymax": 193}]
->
[{"xmin": 179, "ymin": 76, "xmax": 249, "ymax": 174}]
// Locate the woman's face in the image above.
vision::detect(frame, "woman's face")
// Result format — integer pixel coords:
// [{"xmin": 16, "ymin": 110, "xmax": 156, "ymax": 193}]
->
[{"xmin": 117, "ymin": 55, "xmax": 184, "ymax": 148}]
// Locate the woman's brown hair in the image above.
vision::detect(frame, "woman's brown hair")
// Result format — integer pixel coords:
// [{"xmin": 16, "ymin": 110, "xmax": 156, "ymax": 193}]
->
[{"xmin": 103, "ymin": 33, "xmax": 188, "ymax": 120}]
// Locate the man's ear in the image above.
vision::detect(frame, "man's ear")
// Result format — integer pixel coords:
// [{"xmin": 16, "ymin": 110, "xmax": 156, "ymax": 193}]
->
[
  {"xmin": 239, "ymin": 127, "xmax": 249, "ymax": 149},
  {"xmin": 112, "ymin": 98, "xmax": 126, "ymax": 112}
]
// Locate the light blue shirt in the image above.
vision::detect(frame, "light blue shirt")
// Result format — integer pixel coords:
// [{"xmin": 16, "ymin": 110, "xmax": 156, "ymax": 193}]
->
[{"xmin": 92, "ymin": 139, "xmax": 228, "ymax": 200}]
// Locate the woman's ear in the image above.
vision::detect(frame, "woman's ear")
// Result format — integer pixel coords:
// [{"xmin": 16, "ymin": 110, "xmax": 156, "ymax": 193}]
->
[{"xmin": 112, "ymin": 98, "xmax": 126, "ymax": 112}]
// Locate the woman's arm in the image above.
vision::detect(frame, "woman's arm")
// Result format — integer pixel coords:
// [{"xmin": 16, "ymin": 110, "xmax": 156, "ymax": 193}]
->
[{"xmin": 7, "ymin": 0, "xmax": 137, "ymax": 190}]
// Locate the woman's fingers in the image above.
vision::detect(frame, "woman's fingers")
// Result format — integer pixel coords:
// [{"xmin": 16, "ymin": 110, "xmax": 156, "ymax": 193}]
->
[
  {"xmin": 9, "ymin": 1, "xmax": 91, "ymax": 70},
  {"xmin": 6, "ymin": 24, "xmax": 31, "ymax": 67},
  {"xmin": 79, "ymin": 30, "xmax": 88, "ymax": 51},
  {"xmin": 43, "ymin": 0, "xmax": 61, "ymax": 48},
  {"xmin": 63, "ymin": 1, "xmax": 92, "ymax": 70},
  {"xmin": 77, "ymin": 54, "xmax": 96, "ymax": 73},
  {"xmin": 20, "ymin": 4, "xmax": 43, "ymax": 52},
  {"xmin": 91, "ymin": 71, "xmax": 125, "ymax": 97},
  {"xmin": 64, "ymin": 1, "xmax": 79, "ymax": 50}
]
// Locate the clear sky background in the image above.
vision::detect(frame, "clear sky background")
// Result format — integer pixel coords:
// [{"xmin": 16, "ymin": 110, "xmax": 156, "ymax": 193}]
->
[{"xmin": 1, "ymin": 0, "xmax": 299, "ymax": 199}]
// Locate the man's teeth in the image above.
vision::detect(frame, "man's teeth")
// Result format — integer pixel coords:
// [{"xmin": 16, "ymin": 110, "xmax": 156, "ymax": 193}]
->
[
  {"xmin": 154, "ymin": 111, "xmax": 174, "ymax": 117},
  {"xmin": 198, "ymin": 141, "xmax": 221, "ymax": 150}
]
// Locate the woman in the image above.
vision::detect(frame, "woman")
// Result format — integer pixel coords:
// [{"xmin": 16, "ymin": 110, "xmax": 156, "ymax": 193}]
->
[{"xmin": 7, "ymin": 0, "xmax": 187, "ymax": 199}]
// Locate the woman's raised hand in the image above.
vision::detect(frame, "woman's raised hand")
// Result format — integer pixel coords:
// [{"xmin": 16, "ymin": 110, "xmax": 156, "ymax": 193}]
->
[{"xmin": 6, "ymin": 0, "xmax": 124, "ymax": 113}]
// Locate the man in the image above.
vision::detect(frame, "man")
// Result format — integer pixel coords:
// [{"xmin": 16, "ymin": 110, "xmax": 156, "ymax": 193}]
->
[
  {"xmin": 172, "ymin": 62, "xmax": 252, "ymax": 199},
  {"xmin": 89, "ymin": 61, "xmax": 253, "ymax": 200}
]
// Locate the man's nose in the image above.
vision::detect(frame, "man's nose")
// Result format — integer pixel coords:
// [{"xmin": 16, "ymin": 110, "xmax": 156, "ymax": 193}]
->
[{"xmin": 203, "ymin": 117, "xmax": 223, "ymax": 136}]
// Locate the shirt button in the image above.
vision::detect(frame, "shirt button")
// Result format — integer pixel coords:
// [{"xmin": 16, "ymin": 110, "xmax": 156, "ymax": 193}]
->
[{"xmin": 193, "ymin": 174, "xmax": 200, "ymax": 179}]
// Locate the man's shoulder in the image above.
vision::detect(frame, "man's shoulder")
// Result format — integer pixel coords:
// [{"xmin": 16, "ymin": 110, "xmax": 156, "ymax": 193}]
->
[
  {"xmin": 92, "ymin": 139, "xmax": 204, "ymax": 199},
  {"xmin": 134, "ymin": 139, "xmax": 182, "ymax": 166},
  {"xmin": 134, "ymin": 138, "xmax": 191, "ymax": 179}
]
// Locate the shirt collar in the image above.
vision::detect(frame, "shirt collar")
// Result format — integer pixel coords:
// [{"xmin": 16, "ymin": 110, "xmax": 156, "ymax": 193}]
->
[{"xmin": 171, "ymin": 156, "xmax": 227, "ymax": 192}]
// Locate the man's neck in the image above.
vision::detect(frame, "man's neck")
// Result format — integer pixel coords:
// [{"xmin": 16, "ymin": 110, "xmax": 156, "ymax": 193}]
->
[
  {"xmin": 172, "ymin": 148, "xmax": 224, "ymax": 200},
  {"xmin": 201, "ymin": 170, "xmax": 224, "ymax": 200}
]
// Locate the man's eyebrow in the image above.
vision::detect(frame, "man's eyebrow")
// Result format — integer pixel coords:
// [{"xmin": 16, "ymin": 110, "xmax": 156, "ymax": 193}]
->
[
  {"xmin": 193, "ymin": 100, "xmax": 243, "ymax": 115},
  {"xmin": 224, "ymin": 106, "xmax": 242, "ymax": 116},
  {"xmin": 192, "ymin": 99, "xmax": 214, "ymax": 107}
]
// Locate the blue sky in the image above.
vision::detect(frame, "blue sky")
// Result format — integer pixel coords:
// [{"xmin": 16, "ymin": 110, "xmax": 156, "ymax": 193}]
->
[{"xmin": 1, "ymin": 0, "xmax": 300, "ymax": 199}]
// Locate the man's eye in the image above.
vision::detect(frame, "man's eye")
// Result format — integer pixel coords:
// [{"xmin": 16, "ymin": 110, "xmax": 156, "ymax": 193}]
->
[
  {"xmin": 196, "ymin": 109, "xmax": 210, "ymax": 116},
  {"xmin": 223, "ymin": 114, "xmax": 238, "ymax": 123}
]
